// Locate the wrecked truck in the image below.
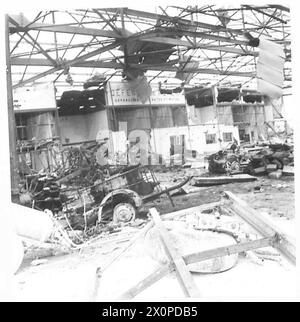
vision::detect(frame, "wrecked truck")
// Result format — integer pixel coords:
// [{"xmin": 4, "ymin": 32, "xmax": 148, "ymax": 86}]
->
[
  {"xmin": 18, "ymin": 140, "xmax": 189, "ymax": 228},
  {"xmin": 208, "ymin": 143, "xmax": 293, "ymax": 175},
  {"xmin": 22, "ymin": 164, "xmax": 189, "ymax": 229},
  {"xmin": 208, "ymin": 150, "xmax": 241, "ymax": 174}
]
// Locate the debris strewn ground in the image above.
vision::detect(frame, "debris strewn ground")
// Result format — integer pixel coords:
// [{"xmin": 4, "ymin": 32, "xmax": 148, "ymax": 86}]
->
[{"xmin": 10, "ymin": 165, "xmax": 295, "ymax": 301}]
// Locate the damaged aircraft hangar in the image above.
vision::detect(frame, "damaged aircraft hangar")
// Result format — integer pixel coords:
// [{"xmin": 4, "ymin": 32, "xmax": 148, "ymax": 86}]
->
[{"xmin": 2, "ymin": 5, "xmax": 296, "ymax": 301}]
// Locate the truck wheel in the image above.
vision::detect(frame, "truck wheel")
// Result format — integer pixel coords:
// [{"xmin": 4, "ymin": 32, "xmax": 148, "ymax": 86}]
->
[{"xmin": 113, "ymin": 203, "xmax": 136, "ymax": 224}]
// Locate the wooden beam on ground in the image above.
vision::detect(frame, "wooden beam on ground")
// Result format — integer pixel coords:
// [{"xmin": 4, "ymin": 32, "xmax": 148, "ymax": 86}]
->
[
  {"xmin": 191, "ymin": 174, "xmax": 257, "ymax": 187},
  {"xmin": 149, "ymin": 208, "xmax": 201, "ymax": 298},
  {"xmin": 100, "ymin": 222, "xmax": 154, "ymax": 272},
  {"xmin": 119, "ymin": 234, "xmax": 277, "ymax": 299},
  {"xmin": 224, "ymin": 191, "xmax": 296, "ymax": 265},
  {"xmin": 184, "ymin": 235, "xmax": 277, "ymax": 264},
  {"xmin": 161, "ymin": 201, "xmax": 222, "ymax": 220},
  {"xmin": 92, "ymin": 222, "xmax": 153, "ymax": 301},
  {"xmin": 119, "ymin": 264, "xmax": 173, "ymax": 300}
]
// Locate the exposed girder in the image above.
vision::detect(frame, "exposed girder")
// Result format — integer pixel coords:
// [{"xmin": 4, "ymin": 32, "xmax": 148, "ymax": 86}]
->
[
  {"xmin": 7, "ymin": 6, "xmax": 291, "ymax": 90},
  {"xmin": 11, "ymin": 57, "xmax": 255, "ymax": 77}
]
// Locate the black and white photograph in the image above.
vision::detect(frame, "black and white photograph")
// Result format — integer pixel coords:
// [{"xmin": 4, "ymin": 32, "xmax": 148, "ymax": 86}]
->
[{"xmin": 0, "ymin": 0, "xmax": 298, "ymax": 304}]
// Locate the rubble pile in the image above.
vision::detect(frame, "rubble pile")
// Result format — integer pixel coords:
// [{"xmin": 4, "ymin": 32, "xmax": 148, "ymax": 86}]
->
[
  {"xmin": 14, "ymin": 135, "xmax": 295, "ymax": 291},
  {"xmin": 157, "ymin": 205, "xmax": 283, "ymax": 266},
  {"xmin": 207, "ymin": 141, "xmax": 294, "ymax": 177}
]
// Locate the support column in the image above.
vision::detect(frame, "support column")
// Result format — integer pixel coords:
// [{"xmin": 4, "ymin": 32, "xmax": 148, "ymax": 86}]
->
[
  {"xmin": 212, "ymin": 85, "xmax": 222, "ymax": 148},
  {"xmin": 5, "ymin": 14, "xmax": 19, "ymax": 199}
]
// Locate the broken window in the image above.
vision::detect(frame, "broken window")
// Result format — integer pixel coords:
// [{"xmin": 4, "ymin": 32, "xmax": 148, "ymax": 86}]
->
[
  {"xmin": 109, "ymin": 106, "xmax": 151, "ymax": 133},
  {"xmin": 222, "ymin": 132, "xmax": 233, "ymax": 142},
  {"xmin": 151, "ymin": 106, "xmax": 174, "ymax": 128},
  {"xmin": 205, "ymin": 133, "xmax": 216, "ymax": 144},
  {"xmin": 171, "ymin": 106, "xmax": 188, "ymax": 127},
  {"xmin": 57, "ymin": 89, "xmax": 106, "ymax": 116}
]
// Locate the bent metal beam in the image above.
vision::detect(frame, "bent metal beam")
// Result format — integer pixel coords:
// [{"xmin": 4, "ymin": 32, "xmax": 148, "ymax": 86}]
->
[
  {"xmin": 12, "ymin": 41, "xmax": 121, "ymax": 89},
  {"xmin": 11, "ymin": 58, "xmax": 255, "ymax": 78}
]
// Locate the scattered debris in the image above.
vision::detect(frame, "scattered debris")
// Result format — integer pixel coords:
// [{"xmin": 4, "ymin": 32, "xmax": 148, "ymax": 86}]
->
[
  {"xmin": 208, "ymin": 149, "xmax": 242, "ymax": 174},
  {"xmin": 23, "ymin": 240, "xmax": 69, "ymax": 261},
  {"xmin": 254, "ymin": 186, "xmax": 263, "ymax": 193},
  {"xmin": 268, "ymin": 170, "xmax": 283, "ymax": 179},
  {"xmin": 144, "ymin": 221, "xmax": 239, "ymax": 273},
  {"xmin": 208, "ymin": 142, "xmax": 293, "ymax": 176},
  {"xmin": 224, "ymin": 191, "xmax": 296, "ymax": 265},
  {"xmin": 12, "ymin": 128, "xmax": 295, "ymax": 300},
  {"xmin": 17, "ymin": 153, "xmax": 190, "ymax": 242},
  {"xmin": 170, "ymin": 187, "xmax": 187, "ymax": 196},
  {"xmin": 93, "ymin": 191, "xmax": 296, "ymax": 300},
  {"xmin": 282, "ymin": 165, "xmax": 294, "ymax": 176},
  {"xmin": 271, "ymin": 183, "xmax": 289, "ymax": 189}
]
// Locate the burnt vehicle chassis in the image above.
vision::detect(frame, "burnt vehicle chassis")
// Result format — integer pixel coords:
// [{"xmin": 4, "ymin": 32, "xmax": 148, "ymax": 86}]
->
[
  {"xmin": 208, "ymin": 143, "xmax": 293, "ymax": 175},
  {"xmin": 22, "ymin": 164, "xmax": 189, "ymax": 229}
]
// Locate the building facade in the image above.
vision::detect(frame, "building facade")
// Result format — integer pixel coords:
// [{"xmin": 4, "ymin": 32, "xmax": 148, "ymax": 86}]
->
[{"xmin": 14, "ymin": 81, "xmax": 280, "ymax": 170}]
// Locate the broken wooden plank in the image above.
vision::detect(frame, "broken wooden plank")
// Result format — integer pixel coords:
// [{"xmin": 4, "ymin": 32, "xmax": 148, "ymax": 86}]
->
[
  {"xmin": 149, "ymin": 208, "xmax": 201, "ymax": 298},
  {"xmin": 91, "ymin": 267, "xmax": 102, "ymax": 302},
  {"xmin": 184, "ymin": 235, "xmax": 277, "ymax": 265},
  {"xmin": 161, "ymin": 201, "xmax": 222, "ymax": 220},
  {"xmin": 119, "ymin": 264, "xmax": 173, "ymax": 300},
  {"xmin": 142, "ymin": 177, "xmax": 190, "ymax": 203},
  {"xmin": 191, "ymin": 174, "xmax": 257, "ymax": 187},
  {"xmin": 119, "ymin": 235, "xmax": 277, "ymax": 299},
  {"xmin": 103, "ymin": 222, "xmax": 153, "ymax": 270},
  {"xmin": 224, "ymin": 191, "xmax": 296, "ymax": 265},
  {"xmin": 91, "ymin": 222, "xmax": 154, "ymax": 301}
]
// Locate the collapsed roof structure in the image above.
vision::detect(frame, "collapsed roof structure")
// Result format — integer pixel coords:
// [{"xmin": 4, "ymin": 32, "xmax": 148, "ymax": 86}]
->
[{"xmin": 7, "ymin": 5, "xmax": 291, "ymax": 97}]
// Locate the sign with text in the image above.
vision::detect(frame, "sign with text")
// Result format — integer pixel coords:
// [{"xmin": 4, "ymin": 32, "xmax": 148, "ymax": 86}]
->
[
  {"xmin": 106, "ymin": 81, "xmax": 185, "ymax": 106},
  {"xmin": 13, "ymin": 82, "xmax": 57, "ymax": 112}
]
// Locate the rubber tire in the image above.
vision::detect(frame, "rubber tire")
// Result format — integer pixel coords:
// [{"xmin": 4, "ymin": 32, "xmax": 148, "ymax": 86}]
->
[{"xmin": 113, "ymin": 202, "xmax": 136, "ymax": 224}]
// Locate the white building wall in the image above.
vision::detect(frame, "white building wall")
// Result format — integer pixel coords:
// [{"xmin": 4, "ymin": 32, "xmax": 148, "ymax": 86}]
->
[
  {"xmin": 186, "ymin": 104, "xmax": 217, "ymax": 125},
  {"xmin": 59, "ymin": 114, "xmax": 89, "ymax": 144},
  {"xmin": 85, "ymin": 109, "xmax": 109, "ymax": 141},
  {"xmin": 58, "ymin": 96, "xmax": 239, "ymax": 166},
  {"xmin": 59, "ymin": 109, "xmax": 108, "ymax": 144},
  {"xmin": 150, "ymin": 126, "xmax": 190, "ymax": 165},
  {"xmin": 149, "ymin": 123, "xmax": 239, "ymax": 166}
]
